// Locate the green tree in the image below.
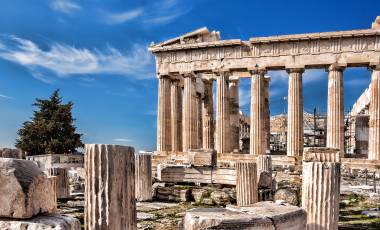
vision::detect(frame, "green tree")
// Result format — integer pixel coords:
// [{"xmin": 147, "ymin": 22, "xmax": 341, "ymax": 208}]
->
[{"xmin": 16, "ymin": 90, "xmax": 83, "ymax": 156}]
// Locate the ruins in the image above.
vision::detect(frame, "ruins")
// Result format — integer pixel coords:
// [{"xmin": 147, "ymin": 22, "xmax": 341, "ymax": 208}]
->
[
  {"xmin": 0, "ymin": 15, "xmax": 379, "ymax": 230},
  {"xmin": 149, "ymin": 16, "xmax": 380, "ymax": 171}
]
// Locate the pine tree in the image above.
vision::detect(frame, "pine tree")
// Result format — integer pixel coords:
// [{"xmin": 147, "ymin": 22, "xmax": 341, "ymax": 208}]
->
[{"xmin": 16, "ymin": 90, "xmax": 83, "ymax": 156}]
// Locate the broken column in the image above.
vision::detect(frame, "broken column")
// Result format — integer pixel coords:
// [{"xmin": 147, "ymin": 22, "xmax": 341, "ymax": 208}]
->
[
  {"xmin": 48, "ymin": 167, "xmax": 70, "ymax": 199},
  {"xmin": 302, "ymin": 147, "xmax": 340, "ymax": 230},
  {"xmin": 287, "ymin": 68, "xmax": 304, "ymax": 157},
  {"xmin": 135, "ymin": 153, "xmax": 152, "ymax": 201},
  {"xmin": 235, "ymin": 161, "xmax": 258, "ymax": 206},
  {"xmin": 216, "ymin": 71, "xmax": 231, "ymax": 154},
  {"xmin": 257, "ymin": 155, "xmax": 272, "ymax": 175},
  {"xmin": 85, "ymin": 144, "xmax": 136, "ymax": 230},
  {"xmin": 229, "ymin": 78, "xmax": 240, "ymax": 151},
  {"xmin": 326, "ymin": 65, "xmax": 345, "ymax": 157},
  {"xmin": 250, "ymin": 69, "xmax": 266, "ymax": 155},
  {"xmin": 369, "ymin": 65, "xmax": 380, "ymax": 160}
]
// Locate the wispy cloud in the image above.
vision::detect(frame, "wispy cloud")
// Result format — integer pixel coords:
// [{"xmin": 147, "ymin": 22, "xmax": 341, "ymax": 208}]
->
[
  {"xmin": 0, "ymin": 35, "xmax": 155, "ymax": 82},
  {"xmin": 104, "ymin": 8, "xmax": 143, "ymax": 24},
  {"xmin": 0, "ymin": 94, "xmax": 13, "ymax": 100},
  {"xmin": 103, "ymin": 0, "xmax": 191, "ymax": 26},
  {"xmin": 113, "ymin": 138, "xmax": 133, "ymax": 142},
  {"xmin": 50, "ymin": 0, "xmax": 81, "ymax": 14}
]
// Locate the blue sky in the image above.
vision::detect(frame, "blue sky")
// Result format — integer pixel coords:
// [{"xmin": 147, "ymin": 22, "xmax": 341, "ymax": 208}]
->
[{"xmin": 0, "ymin": 0, "xmax": 378, "ymax": 151}]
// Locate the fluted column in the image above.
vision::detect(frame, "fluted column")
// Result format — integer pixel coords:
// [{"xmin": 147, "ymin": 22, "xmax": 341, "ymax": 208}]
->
[
  {"xmin": 47, "ymin": 168, "xmax": 69, "ymax": 199},
  {"xmin": 257, "ymin": 155, "xmax": 272, "ymax": 175},
  {"xmin": 236, "ymin": 161, "xmax": 258, "ymax": 206},
  {"xmin": 135, "ymin": 153, "xmax": 152, "ymax": 201},
  {"xmin": 326, "ymin": 65, "xmax": 345, "ymax": 157},
  {"xmin": 196, "ymin": 92, "xmax": 203, "ymax": 148},
  {"xmin": 302, "ymin": 148, "xmax": 340, "ymax": 230},
  {"xmin": 216, "ymin": 72, "xmax": 231, "ymax": 154},
  {"xmin": 369, "ymin": 65, "xmax": 380, "ymax": 160},
  {"xmin": 85, "ymin": 144, "xmax": 136, "ymax": 230},
  {"xmin": 202, "ymin": 79, "xmax": 214, "ymax": 149},
  {"xmin": 183, "ymin": 73, "xmax": 198, "ymax": 151},
  {"xmin": 171, "ymin": 79, "xmax": 182, "ymax": 152},
  {"xmin": 264, "ymin": 76, "xmax": 271, "ymax": 152},
  {"xmin": 287, "ymin": 68, "xmax": 304, "ymax": 157},
  {"xmin": 157, "ymin": 75, "xmax": 171, "ymax": 152},
  {"xmin": 250, "ymin": 69, "xmax": 266, "ymax": 155},
  {"xmin": 229, "ymin": 78, "xmax": 240, "ymax": 151}
]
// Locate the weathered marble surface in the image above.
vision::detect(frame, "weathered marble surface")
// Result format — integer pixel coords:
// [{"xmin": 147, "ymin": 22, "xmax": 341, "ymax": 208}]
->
[
  {"xmin": 135, "ymin": 153, "xmax": 153, "ymax": 201},
  {"xmin": 85, "ymin": 144, "xmax": 136, "ymax": 230},
  {"xmin": 182, "ymin": 201, "xmax": 306, "ymax": 230},
  {"xmin": 0, "ymin": 158, "xmax": 56, "ymax": 218},
  {"xmin": 0, "ymin": 214, "xmax": 80, "ymax": 230}
]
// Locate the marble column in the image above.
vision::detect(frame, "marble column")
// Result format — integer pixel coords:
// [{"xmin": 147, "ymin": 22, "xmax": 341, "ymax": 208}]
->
[
  {"xmin": 85, "ymin": 144, "xmax": 136, "ymax": 230},
  {"xmin": 197, "ymin": 92, "xmax": 203, "ymax": 148},
  {"xmin": 216, "ymin": 72, "xmax": 232, "ymax": 154},
  {"xmin": 250, "ymin": 69, "xmax": 266, "ymax": 155},
  {"xmin": 171, "ymin": 79, "xmax": 182, "ymax": 152},
  {"xmin": 157, "ymin": 75, "xmax": 171, "ymax": 152},
  {"xmin": 183, "ymin": 73, "xmax": 198, "ymax": 151},
  {"xmin": 202, "ymin": 79, "xmax": 214, "ymax": 149},
  {"xmin": 47, "ymin": 168, "xmax": 69, "ymax": 199},
  {"xmin": 369, "ymin": 65, "xmax": 380, "ymax": 160},
  {"xmin": 287, "ymin": 68, "xmax": 304, "ymax": 157},
  {"xmin": 235, "ymin": 161, "xmax": 258, "ymax": 206},
  {"xmin": 135, "ymin": 154, "xmax": 152, "ymax": 201},
  {"xmin": 257, "ymin": 155, "xmax": 272, "ymax": 175},
  {"xmin": 229, "ymin": 78, "xmax": 240, "ymax": 151},
  {"xmin": 264, "ymin": 76, "xmax": 271, "ymax": 153},
  {"xmin": 302, "ymin": 148, "xmax": 340, "ymax": 230},
  {"xmin": 326, "ymin": 65, "xmax": 345, "ymax": 158}
]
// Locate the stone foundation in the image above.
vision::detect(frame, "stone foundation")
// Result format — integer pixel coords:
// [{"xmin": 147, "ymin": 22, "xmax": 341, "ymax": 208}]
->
[{"xmin": 182, "ymin": 201, "xmax": 306, "ymax": 230}]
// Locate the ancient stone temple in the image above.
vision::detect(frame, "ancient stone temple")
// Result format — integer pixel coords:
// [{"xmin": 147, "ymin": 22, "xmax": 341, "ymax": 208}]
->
[{"xmin": 150, "ymin": 17, "xmax": 380, "ymax": 160}]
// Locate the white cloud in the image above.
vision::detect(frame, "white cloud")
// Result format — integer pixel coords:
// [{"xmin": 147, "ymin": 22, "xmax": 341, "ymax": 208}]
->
[
  {"xmin": 104, "ymin": 9, "xmax": 143, "ymax": 24},
  {"xmin": 113, "ymin": 138, "xmax": 133, "ymax": 142},
  {"xmin": 103, "ymin": 0, "xmax": 191, "ymax": 26},
  {"xmin": 50, "ymin": 0, "xmax": 81, "ymax": 14},
  {"xmin": 0, "ymin": 94, "xmax": 13, "ymax": 99},
  {"xmin": 0, "ymin": 35, "xmax": 155, "ymax": 81}
]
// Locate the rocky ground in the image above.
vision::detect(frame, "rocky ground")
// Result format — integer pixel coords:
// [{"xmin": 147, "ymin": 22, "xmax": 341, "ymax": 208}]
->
[{"xmin": 60, "ymin": 172, "xmax": 380, "ymax": 229}]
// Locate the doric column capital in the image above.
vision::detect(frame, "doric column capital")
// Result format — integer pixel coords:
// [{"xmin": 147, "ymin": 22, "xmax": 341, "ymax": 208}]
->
[
  {"xmin": 158, "ymin": 74, "xmax": 171, "ymax": 79},
  {"xmin": 369, "ymin": 63, "xmax": 380, "ymax": 71},
  {"xmin": 249, "ymin": 68, "xmax": 267, "ymax": 75},
  {"xmin": 327, "ymin": 64, "xmax": 346, "ymax": 72},
  {"xmin": 201, "ymin": 78, "xmax": 213, "ymax": 85},
  {"xmin": 229, "ymin": 77, "xmax": 240, "ymax": 85},
  {"xmin": 286, "ymin": 68, "xmax": 304, "ymax": 74},
  {"xmin": 212, "ymin": 69, "xmax": 231, "ymax": 77},
  {"xmin": 181, "ymin": 71, "xmax": 196, "ymax": 79}
]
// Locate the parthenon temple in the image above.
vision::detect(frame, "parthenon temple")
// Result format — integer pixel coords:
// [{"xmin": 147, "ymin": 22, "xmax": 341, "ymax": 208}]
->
[{"xmin": 150, "ymin": 16, "xmax": 380, "ymax": 163}]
